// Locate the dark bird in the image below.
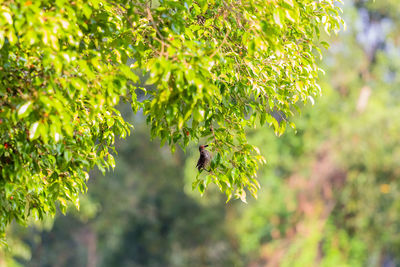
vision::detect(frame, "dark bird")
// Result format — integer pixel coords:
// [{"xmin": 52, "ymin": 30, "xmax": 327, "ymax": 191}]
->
[{"xmin": 196, "ymin": 145, "xmax": 211, "ymax": 172}]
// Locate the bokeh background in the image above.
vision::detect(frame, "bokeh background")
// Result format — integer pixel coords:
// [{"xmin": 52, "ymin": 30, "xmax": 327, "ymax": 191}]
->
[{"xmin": 2, "ymin": 0, "xmax": 400, "ymax": 266}]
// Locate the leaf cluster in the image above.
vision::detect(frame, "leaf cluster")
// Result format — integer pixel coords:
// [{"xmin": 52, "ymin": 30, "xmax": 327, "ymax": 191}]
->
[{"xmin": 0, "ymin": 0, "xmax": 343, "ymax": 237}]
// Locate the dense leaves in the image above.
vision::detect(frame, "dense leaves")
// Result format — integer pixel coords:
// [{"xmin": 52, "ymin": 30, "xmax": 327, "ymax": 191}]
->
[
  {"xmin": 3, "ymin": 1, "xmax": 400, "ymax": 266},
  {"xmin": 0, "ymin": 0, "xmax": 343, "ymax": 238},
  {"xmin": 134, "ymin": 0, "xmax": 343, "ymax": 201}
]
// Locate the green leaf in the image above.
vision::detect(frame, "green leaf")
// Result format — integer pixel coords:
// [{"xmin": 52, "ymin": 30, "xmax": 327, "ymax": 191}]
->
[
  {"xmin": 64, "ymin": 150, "xmax": 72, "ymax": 163},
  {"xmin": 17, "ymin": 101, "xmax": 33, "ymax": 119},
  {"xmin": 29, "ymin": 122, "xmax": 40, "ymax": 140},
  {"xmin": 2, "ymin": 12, "xmax": 12, "ymax": 24}
]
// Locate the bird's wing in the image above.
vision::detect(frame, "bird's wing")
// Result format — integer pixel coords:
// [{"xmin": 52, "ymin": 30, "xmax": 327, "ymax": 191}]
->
[{"xmin": 196, "ymin": 157, "xmax": 201, "ymax": 169}]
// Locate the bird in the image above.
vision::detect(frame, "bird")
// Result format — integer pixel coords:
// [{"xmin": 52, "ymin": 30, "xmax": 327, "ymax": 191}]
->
[{"xmin": 196, "ymin": 145, "xmax": 211, "ymax": 172}]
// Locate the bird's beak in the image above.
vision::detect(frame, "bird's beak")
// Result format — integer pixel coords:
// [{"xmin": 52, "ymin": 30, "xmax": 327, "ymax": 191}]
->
[{"xmin": 204, "ymin": 145, "xmax": 209, "ymax": 147}]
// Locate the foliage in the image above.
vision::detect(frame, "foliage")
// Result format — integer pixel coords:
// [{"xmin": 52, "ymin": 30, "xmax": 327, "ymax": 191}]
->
[
  {"xmin": 4, "ymin": 119, "xmax": 240, "ymax": 266},
  {"xmin": 228, "ymin": 1, "xmax": 400, "ymax": 265},
  {"xmin": 4, "ymin": 1, "xmax": 400, "ymax": 266},
  {"xmin": 0, "ymin": 0, "xmax": 343, "ymax": 238},
  {"xmin": 133, "ymin": 0, "xmax": 343, "ymax": 202},
  {"xmin": 0, "ymin": 0, "xmax": 133, "ymax": 239}
]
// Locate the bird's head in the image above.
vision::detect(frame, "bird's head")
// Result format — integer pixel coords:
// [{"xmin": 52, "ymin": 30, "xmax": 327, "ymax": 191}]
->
[{"xmin": 199, "ymin": 144, "xmax": 209, "ymax": 151}]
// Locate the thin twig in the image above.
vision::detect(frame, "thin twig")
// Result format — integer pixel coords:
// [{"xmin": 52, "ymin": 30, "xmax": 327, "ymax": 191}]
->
[
  {"xmin": 146, "ymin": 6, "xmax": 165, "ymax": 42},
  {"xmin": 209, "ymin": 29, "xmax": 230, "ymax": 58}
]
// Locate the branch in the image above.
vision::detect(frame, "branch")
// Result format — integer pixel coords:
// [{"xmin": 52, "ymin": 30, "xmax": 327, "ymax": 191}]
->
[{"xmin": 209, "ymin": 29, "xmax": 230, "ymax": 58}]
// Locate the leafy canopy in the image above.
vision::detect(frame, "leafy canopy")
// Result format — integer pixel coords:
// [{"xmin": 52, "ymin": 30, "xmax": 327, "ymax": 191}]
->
[{"xmin": 0, "ymin": 0, "xmax": 343, "ymax": 238}]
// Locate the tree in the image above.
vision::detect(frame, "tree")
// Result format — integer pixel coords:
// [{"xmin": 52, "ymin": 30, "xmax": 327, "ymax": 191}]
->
[
  {"xmin": 0, "ymin": 0, "xmax": 343, "ymax": 238},
  {"xmin": 3, "ymin": 120, "xmax": 238, "ymax": 266},
  {"xmin": 221, "ymin": 1, "xmax": 400, "ymax": 265}
]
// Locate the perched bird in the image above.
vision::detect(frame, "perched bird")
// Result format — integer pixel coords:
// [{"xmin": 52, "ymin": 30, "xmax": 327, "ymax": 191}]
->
[{"xmin": 196, "ymin": 145, "xmax": 211, "ymax": 172}]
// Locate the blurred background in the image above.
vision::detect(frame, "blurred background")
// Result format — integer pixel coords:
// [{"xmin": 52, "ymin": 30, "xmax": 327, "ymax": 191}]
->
[{"xmin": 2, "ymin": 0, "xmax": 400, "ymax": 266}]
